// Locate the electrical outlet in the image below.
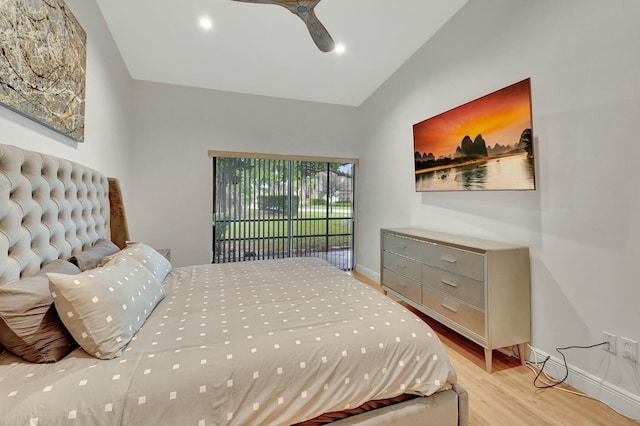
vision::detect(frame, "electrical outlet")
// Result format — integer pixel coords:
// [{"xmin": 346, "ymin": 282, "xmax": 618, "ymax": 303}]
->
[
  {"xmin": 602, "ymin": 331, "xmax": 617, "ymax": 354},
  {"xmin": 621, "ymin": 337, "xmax": 638, "ymax": 362}
]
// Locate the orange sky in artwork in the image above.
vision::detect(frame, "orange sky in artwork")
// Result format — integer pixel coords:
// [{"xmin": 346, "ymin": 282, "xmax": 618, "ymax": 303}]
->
[{"xmin": 413, "ymin": 79, "xmax": 532, "ymax": 158}]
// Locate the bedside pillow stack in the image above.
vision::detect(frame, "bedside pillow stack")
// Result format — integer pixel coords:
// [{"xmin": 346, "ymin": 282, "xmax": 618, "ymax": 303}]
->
[
  {"xmin": 1, "ymin": 241, "xmax": 171, "ymax": 362},
  {"xmin": 48, "ymin": 255, "xmax": 166, "ymax": 359},
  {"xmin": 0, "ymin": 260, "xmax": 81, "ymax": 363}
]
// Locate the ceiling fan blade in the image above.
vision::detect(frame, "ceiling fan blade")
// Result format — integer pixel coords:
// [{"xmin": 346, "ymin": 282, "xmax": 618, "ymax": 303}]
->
[
  {"xmin": 296, "ymin": 8, "xmax": 335, "ymax": 52},
  {"xmin": 230, "ymin": 0, "xmax": 335, "ymax": 52}
]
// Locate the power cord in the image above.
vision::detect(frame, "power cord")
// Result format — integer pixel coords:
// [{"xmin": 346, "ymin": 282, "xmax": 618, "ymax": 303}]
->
[
  {"xmin": 526, "ymin": 342, "xmax": 640, "ymax": 422},
  {"xmin": 530, "ymin": 342, "xmax": 608, "ymax": 389}
]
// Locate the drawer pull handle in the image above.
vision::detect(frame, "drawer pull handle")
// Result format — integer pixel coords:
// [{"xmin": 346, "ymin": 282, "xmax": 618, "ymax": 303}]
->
[
  {"xmin": 440, "ymin": 254, "xmax": 457, "ymax": 264},
  {"xmin": 441, "ymin": 302, "xmax": 459, "ymax": 313},
  {"xmin": 397, "ymin": 245, "xmax": 407, "ymax": 249},
  {"xmin": 394, "ymin": 263, "xmax": 407, "ymax": 269},
  {"xmin": 441, "ymin": 279, "xmax": 458, "ymax": 288}
]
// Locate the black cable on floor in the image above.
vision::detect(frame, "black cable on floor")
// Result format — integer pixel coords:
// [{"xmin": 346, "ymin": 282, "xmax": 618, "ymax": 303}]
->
[{"xmin": 533, "ymin": 342, "xmax": 608, "ymax": 389}]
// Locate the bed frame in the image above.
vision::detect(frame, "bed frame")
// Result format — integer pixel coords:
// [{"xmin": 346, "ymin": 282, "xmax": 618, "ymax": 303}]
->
[{"xmin": 0, "ymin": 142, "xmax": 468, "ymax": 425}]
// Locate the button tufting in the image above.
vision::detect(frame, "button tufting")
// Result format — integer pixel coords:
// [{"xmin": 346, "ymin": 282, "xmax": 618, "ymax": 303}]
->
[{"xmin": 1, "ymin": 144, "xmax": 111, "ymax": 285}]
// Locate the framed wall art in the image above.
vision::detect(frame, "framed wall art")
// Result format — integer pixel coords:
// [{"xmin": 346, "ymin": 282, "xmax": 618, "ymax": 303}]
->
[
  {"xmin": 413, "ymin": 78, "xmax": 535, "ymax": 192},
  {"xmin": 0, "ymin": 0, "xmax": 87, "ymax": 142}
]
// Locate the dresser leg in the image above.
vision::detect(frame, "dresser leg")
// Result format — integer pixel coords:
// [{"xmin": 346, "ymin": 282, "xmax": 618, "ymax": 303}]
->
[
  {"xmin": 517, "ymin": 343, "xmax": 527, "ymax": 365},
  {"xmin": 484, "ymin": 348, "xmax": 493, "ymax": 373}
]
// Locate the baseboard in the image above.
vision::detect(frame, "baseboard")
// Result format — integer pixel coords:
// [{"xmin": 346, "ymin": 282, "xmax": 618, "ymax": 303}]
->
[
  {"xmin": 529, "ymin": 346, "xmax": 640, "ymax": 421},
  {"xmin": 354, "ymin": 263, "xmax": 379, "ymax": 283}
]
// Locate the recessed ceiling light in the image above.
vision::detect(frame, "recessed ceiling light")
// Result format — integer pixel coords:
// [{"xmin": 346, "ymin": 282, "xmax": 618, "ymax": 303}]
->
[
  {"xmin": 334, "ymin": 43, "xmax": 346, "ymax": 54},
  {"xmin": 199, "ymin": 16, "xmax": 213, "ymax": 31}
]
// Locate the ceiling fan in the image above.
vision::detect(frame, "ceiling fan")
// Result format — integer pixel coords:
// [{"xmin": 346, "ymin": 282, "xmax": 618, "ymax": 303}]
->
[{"xmin": 231, "ymin": 0, "xmax": 335, "ymax": 52}]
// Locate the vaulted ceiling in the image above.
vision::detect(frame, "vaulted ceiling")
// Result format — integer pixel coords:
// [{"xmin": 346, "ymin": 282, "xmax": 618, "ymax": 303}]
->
[{"xmin": 95, "ymin": 0, "xmax": 468, "ymax": 106}]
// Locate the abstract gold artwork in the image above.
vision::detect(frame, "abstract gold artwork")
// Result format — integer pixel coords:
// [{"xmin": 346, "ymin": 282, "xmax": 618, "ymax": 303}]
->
[{"xmin": 0, "ymin": 0, "xmax": 86, "ymax": 142}]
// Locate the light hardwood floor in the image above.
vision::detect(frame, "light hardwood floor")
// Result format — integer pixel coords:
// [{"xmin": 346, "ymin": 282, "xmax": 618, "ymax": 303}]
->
[{"xmin": 353, "ymin": 272, "xmax": 640, "ymax": 426}]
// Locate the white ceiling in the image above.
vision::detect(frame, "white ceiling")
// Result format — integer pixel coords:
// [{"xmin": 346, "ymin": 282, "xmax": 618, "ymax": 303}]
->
[{"xmin": 95, "ymin": 0, "xmax": 468, "ymax": 106}]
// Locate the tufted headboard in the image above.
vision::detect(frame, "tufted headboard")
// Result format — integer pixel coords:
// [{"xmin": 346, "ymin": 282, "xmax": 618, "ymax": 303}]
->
[{"xmin": 0, "ymin": 143, "xmax": 111, "ymax": 284}]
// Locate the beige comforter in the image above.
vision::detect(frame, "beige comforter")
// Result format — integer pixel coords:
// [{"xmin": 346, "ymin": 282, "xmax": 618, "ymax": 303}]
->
[{"xmin": 0, "ymin": 257, "xmax": 457, "ymax": 425}]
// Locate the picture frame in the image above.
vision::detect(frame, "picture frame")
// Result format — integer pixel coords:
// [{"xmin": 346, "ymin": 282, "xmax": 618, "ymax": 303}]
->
[
  {"xmin": 0, "ymin": 0, "xmax": 87, "ymax": 142},
  {"xmin": 413, "ymin": 78, "xmax": 535, "ymax": 191}
]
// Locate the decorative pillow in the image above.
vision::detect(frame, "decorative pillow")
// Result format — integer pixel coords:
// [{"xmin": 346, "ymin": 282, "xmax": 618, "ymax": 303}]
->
[
  {"xmin": 104, "ymin": 242, "xmax": 172, "ymax": 283},
  {"xmin": 48, "ymin": 257, "xmax": 165, "ymax": 359},
  {"xmin": 68, "ymin": 238, "xmax": 120, "ymax": 271},
  {"xmin": 0, "ymin": 260, "xmax": 81, "ymax": 363}
]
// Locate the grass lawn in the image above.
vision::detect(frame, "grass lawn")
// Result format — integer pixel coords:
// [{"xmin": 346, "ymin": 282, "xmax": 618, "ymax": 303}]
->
[{"xmin": 215, "ymin": 207, "xmax": 352, "ymax": 251}]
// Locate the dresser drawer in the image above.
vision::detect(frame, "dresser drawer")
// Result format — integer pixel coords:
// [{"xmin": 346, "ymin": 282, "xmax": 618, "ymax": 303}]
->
[
  {"xmin": 383, "ymin": 251, "xmax": 422, "ymax": 282},
  {"xmin": 422, "ymin": 265, "xmax": 485, "ymax": 310},
  {"xmin": 422, "ymin": 285, "xmax": 485, "ymax": 338},
  {"xmin": 383, "ymin": 233, "xmax": 423, "ymax": 260},
  {"xmin": 381, "ymin": 228, "xmax": 531, "ymax": 374},
  {"xmin": 382, "ymin": 269, "xmax": 422, "ymax": 304},
  {"xmin": 421, "ymin": 243, "xmax": 484, "ymax": 281}
]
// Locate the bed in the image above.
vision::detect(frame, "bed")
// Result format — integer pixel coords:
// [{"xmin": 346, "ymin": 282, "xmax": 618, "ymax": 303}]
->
[{"xmin": 0, "ymin": 143, "xmax": 468, "ymax": 425}]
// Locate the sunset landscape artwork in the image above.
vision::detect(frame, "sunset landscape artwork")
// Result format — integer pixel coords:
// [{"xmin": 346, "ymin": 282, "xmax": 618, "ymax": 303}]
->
[{"xmin": 413, "ymin": 78, "xmax": 535, "ymax": 192}]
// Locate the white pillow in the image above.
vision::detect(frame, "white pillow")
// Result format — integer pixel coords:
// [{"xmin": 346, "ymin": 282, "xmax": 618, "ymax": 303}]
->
[
  {"xmin": 103, "ymin": 242, "xmax": 172, "ymax": 283},
  {"xmin": 48, "ymin": 257, "xmax": 165, "ymax": 359}
]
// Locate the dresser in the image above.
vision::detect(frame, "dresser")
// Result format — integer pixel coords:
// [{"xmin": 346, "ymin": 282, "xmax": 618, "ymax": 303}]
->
[{"xmin": 380, "ymin": 228, "xmax": 530, "ymax": 373}]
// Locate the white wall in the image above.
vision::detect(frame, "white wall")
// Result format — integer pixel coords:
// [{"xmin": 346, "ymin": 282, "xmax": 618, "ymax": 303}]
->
[
  {"xmin": 0, "ymin": 0, "xmax": 132, "ymax": 194},
  {"xmin": 129, "ymin": 81, "xmax": 360, "ymax": 267},
  {"xmin": 357, "ymin": 0, "xmax": 640, "ymax": 417}
]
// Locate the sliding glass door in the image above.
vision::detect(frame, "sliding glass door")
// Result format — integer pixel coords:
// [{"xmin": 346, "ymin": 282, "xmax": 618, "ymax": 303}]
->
[{"xmin": 212, "ymin": 155, "xmax": 355, "ymax": 270}]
